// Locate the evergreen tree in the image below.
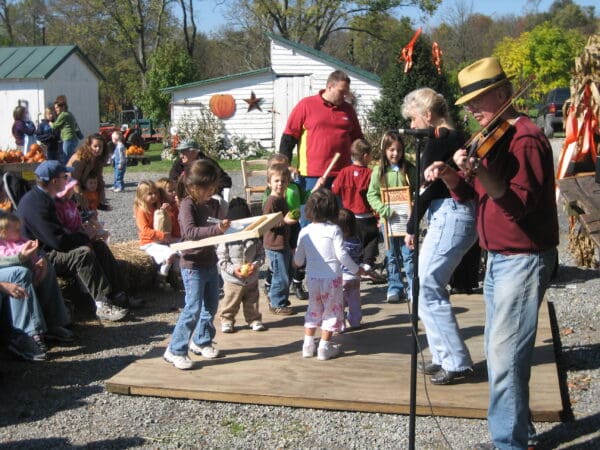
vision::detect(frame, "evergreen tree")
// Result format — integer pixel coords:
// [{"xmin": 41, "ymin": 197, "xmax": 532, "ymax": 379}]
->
[{"xmin": 369, "ymin": 34, "xmax": 464, "ymax": 142}]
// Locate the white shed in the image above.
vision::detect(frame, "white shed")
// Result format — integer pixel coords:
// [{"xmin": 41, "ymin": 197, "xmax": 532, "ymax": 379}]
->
[
  {"xmin": 163, "ymin": 33, "xmax": 381, "ymax": 152},
  {"xmin": 0, "ymin": 45, "xmax": 103, "ymax": 150}
]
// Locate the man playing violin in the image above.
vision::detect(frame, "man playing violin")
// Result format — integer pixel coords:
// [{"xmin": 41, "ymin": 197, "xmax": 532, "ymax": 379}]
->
[{"xmin": 424, "ymin": 57, "xmax": 558, "ymax": 450}]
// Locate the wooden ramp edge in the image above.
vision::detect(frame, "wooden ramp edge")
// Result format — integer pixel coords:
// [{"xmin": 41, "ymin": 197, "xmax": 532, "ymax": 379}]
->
[{"xmin": 106, "ymin": 295, "xmax": 564, "ymax": 421}]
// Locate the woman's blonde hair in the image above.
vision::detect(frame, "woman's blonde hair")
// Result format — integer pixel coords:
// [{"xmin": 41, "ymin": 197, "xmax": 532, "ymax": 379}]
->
[
  {"xmin": 134, "ymin": 180, "xmax": 159, "ymax": 214},
  {"xmin": 401, "ymin": 87, "xmax": 449, "ymax": 122},
  {"xmin": 0, "ymin": 210, "xmax": 21, "ymax": 239}
]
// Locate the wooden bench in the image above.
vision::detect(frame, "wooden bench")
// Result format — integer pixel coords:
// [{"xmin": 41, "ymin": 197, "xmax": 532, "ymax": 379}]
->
[{"xmin": 558, "ymin": 172, "xmax": 600, "ymax": 266}]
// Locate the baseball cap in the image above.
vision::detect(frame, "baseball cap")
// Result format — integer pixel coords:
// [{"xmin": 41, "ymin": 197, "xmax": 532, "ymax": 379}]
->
[
  {"xmin": 176, "ymin": 139, "xmax": 201, "ymax": 152},
  {"xmin": 34, "ymin": 160, "xmax": 73, "ymax": 181}
]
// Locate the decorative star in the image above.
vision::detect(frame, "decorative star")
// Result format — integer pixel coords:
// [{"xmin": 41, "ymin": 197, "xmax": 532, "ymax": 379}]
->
[{"xmin": 244, "ymin": 91, "xmax": 263, "ymax": 112}]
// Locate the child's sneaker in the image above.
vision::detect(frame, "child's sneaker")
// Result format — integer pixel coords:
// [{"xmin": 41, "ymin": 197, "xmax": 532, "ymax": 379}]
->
[
  {"xmin": 189, "ymin": 340, "xmax": 220, "ymax": 358},
  {"xmin": 302, "ymin": 341, "xmax": 316, "ymax": 358},
  {"xmin": 159, "ymin": 262, "xmax": 172, "ymax": 277},
  {"xmin": 221, "ymin": 322, "xmax": 234, "ymax": 333},
  {"xmin": 317, "ymin": 342, "xmax": 341, "ymax": 361},
  {"xmin": 163, "ymin": 348, "xmax": 193, "ymax": 370},
  {"xmin": 251, "ymin": 321, "xmax": 266, "ymax": 331}
]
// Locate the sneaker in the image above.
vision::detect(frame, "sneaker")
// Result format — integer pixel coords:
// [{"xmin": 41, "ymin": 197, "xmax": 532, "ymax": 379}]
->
[
  {"xmin": 189, "ymin": 341, "xmax": 220, "ymax": 358},
  {"xmin": 302, "ymin": 341, "xmax": 316, "ymax": 358},
  {"xmin": 113, "ymin": 188, "xmax": 123, "ymax": 193},
  {"xmin": 268, "ymin": 305, "xmax": 295, "ymax": 315},
  {"xmin": 251, "ymin": 321, "xmax": 266, "ymax": 331},
  {"xmin": 317, "ymin": 343, "xmax": 341, "ymax": 361},
  {"xmin": 163, "ymin": 348, "xmax": 193, "ymax": 370},
  {"xmin": 417, "ymin": 360, "xmax": 442, "ymax": 375},
  {"xmin": 221, "ymin": 322, "xmax": 234, "ymax": 333},
  {"xmin": 386, "ymin": 293, "xmax": 400, "ymax": 303},
  {"xmin": 159, "ymin": 263, "xmax": 171, "ymax": 277},
  {"xmin": 45, "ymin": 326, "xmax": 75, "ymax": 343},
  {"xmin": 430, "ymin": 367, "xmax": 474, "ymax": 385},
  {"xmin": 95, "ymin": 302, "xmax": 128, "ymax": 322},
  {"xmin": 8, "ymin": 333, "xmax": 46, "ymax": 361},
  {"xmin": 292, "ymin": 282, "xmax": 308, "ymax": 300}
]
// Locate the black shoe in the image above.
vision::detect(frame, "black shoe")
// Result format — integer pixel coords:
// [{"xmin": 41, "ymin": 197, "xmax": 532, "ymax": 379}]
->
[
  {"xmin": 293, "ymin": 282, "xmax": 308, "ymax": 300},
  {"xmin": 417, "ymin": 360, "xmax": 441, "ymax": 375},
  {"xmin": 430, "ymin": 367, "xmax": 473, "ymax": 385}
]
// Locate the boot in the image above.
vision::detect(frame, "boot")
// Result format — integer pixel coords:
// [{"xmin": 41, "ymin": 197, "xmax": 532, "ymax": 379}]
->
[{"xmin": 293, "ymin": 281, "xmax": 308, "ymax": 300}]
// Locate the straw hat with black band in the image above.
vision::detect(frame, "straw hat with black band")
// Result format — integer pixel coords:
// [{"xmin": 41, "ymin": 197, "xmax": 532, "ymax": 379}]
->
[{"xmin": 455, "ymin": 57, "xmax": 510, "ymax": 106}]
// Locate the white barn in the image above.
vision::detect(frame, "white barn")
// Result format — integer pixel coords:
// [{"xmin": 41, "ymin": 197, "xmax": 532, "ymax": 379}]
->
[
  {"xmin": 0, "ymin": 45, "xmax": 103, "ymax": 150},
  {"xmin": 163, "ymin": 33, "xmax": 381, "ymax": 152}
]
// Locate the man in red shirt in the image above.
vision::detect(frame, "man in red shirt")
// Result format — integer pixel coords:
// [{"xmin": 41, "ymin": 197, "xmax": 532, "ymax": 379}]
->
[
  {"xmin": 425, "ymin": 57, "xmax": 558, "ymax": 450},
  {"xmin": 279, "ymin": 70, "xmax": 363, "ymax": 199}
]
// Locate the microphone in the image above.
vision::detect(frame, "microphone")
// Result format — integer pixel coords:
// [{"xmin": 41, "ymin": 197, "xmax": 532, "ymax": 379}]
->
[{"xmin": 398, "ymin": 127, "xmax": 450, "ymax": 139}]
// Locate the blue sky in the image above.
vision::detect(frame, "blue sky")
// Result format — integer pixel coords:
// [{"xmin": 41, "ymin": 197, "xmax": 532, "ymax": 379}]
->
[{"xmin": 196, "ymin": 0, "xmax": 597, "ymax": 33}]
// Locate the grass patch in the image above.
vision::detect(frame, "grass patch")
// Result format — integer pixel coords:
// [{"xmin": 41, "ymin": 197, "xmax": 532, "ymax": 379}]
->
[
  {"xmin": 220, "ymin": 418, "xmax": 245, "ymax": 435},
  {"xmin": 105, "ymin": 143, "xmax": 265, "ymax": 174}
]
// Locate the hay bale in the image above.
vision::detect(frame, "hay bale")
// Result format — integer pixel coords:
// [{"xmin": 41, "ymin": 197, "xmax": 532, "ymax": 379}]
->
[{"xmin": 109, "ymin": 240, "xmax": 157, "ymax": 291}]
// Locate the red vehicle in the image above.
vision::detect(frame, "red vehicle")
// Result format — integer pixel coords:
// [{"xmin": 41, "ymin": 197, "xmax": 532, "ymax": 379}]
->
[{"xmin": 99, "ymin": 107, "xmax": 162, "ymax": 149}]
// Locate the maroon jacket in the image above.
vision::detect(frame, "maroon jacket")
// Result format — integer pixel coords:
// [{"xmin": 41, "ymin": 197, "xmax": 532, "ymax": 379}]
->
[{"xmin": 451, "ymin": 116, "xmax": 558, "ymax": 253}]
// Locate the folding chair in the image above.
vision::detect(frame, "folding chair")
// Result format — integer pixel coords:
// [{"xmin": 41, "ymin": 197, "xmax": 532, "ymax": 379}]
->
[
  {"xmin": 3, "ymin": 171, "xmax": 31, "ymax": 210},
  {"xmin": 240, "ymin": 159, "xmax": 268, "ymax": 214}
]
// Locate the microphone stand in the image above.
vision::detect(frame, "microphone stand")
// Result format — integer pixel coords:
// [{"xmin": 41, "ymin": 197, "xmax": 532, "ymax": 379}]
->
[{"xmin": 408, "ymin": 136, "xmax": 424, "ymax": 450}]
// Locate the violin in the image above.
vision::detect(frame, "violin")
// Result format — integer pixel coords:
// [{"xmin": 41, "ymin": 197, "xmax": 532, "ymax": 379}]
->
[{"xmin": 466, "ymin": 119, "xmax": 513, "ymax": 160}]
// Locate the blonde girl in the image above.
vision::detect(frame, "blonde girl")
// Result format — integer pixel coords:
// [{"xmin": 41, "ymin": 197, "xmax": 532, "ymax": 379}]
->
[
  {"xmin": 156, "ymin": 177, "xmax": 181, "ymax": 239},
  {"xmin": 134, "ymin": 180, "xmax": 178, "ymax": 277},
  {"xmin": 366, "ymin": 131, "xmax": 416, "ymax": 303}
]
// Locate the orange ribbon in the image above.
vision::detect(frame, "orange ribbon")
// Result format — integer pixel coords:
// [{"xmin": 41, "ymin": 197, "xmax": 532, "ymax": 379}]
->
[
  {"xmin": 398, "ymin": 28, "xmax": 422, "ymax": 73},
  {"xmin": 432, "ymin": 42, "xmax": 443, "ymax": 74}
]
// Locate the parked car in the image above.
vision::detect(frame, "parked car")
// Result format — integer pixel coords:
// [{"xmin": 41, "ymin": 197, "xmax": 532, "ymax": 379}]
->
[{"xmin": 536, "ymin": 87, "xmax": 570, "ymax": 138}]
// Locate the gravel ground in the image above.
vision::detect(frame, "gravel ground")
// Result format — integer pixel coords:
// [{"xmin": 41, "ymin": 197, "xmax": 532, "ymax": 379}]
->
[{"xmin": 1, "ymin": 140, "xmax": 598, "ymax": 449}]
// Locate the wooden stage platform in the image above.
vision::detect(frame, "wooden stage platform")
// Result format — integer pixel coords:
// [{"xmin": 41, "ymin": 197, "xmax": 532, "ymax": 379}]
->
[{"xmin": 106, "ymin": 289, "xmax": 564, "ymax": 421}]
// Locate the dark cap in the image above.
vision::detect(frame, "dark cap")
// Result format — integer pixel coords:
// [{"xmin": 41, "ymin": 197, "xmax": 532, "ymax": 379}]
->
[{"xmin": 34, "ymin": 160, "xmax": 73, "ymax": 181}]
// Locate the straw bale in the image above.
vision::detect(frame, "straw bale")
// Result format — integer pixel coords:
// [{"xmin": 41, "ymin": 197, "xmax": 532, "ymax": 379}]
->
[{"xmin": 109, "ymin": 240, "xmax": 157, "ymax": 291}]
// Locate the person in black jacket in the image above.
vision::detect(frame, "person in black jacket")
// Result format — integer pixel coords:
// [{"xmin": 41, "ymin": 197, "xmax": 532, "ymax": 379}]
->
[
  {"xmin": 169, "ymin": 139, "xmax": 232, "ymax": 218},
  {"xmin": 36, "ymin": 107, "xmax": 60, "ymax": 161},
  {"xmin": 16, "ymin": 161, "xmax": 133, "ymax": 322}
]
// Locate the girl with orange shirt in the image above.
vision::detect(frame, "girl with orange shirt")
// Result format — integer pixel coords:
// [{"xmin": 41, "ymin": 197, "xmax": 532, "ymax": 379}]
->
[{"xmin": 134, "ymin": 180, "xmax": 179, "ymax": 278}]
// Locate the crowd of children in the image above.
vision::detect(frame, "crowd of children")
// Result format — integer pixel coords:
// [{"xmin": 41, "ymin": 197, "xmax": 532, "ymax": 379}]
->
[{"xmin": 156, "ymin": 131, "xmax": 416, "ymax": 370}]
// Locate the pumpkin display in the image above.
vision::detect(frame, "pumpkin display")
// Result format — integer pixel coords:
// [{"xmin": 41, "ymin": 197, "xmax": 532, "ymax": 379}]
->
[
  {"xmin": 126, "ymin": 145, "xmax": 144, "ymax": 156},
  {"xmin": 209, "ymin": 94, "xmax": 236, "ymax": 119},
  {"xmin": 24, "ymin": 144, "xmax": 46, "ymax": 163}
]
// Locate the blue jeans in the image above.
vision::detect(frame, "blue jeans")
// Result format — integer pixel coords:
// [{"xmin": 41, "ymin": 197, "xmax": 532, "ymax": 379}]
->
[
  {"xmin": 0, "ymin": 266, "xmax": 46, "ymax": 335},
  {"xmin": 418, "ymin": 198, "xmax": 477, "ymax": 372},
  {"xmin": 60, "ymin": 138, "xmax": 79, "ymax": 165},
  {"xmin": 114, "ymin": 164, "xmax": 126, "ymax": 190},
  {"xmin": 265, "ymin": 248, "xmax": 291, "ymax": 308},
  {"xmin": 484, "ymin": 248, "xmax": 556, "ymax": 450},
  {"xmin": 297, "ymin": 176, "xmax": 333, "ymax": 228},
  {"xmin": 385, "ymin": 234, "xmax": 413, "ymax": 300},
  {"xmin": 169, "ymin": 266, "xmax": 219, "ymax": 355}
]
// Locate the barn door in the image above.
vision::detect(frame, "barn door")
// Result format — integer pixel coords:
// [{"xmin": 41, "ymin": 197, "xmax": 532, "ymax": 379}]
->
[{"xmin": 273, "ymin": 75, "xmax": 309, "ymax": 151}]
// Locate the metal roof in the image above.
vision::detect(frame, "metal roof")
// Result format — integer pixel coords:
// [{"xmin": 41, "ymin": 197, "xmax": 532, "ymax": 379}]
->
[
  {"xmin": 161, "ymin": 68, "xmax": 273, "ymax": 93},
  {"xmin": 0, "ymin": 45, "xmax": 103, "ymax": 80}
]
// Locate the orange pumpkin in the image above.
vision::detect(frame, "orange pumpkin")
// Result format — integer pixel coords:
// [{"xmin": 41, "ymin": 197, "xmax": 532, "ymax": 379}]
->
[{"xmin": 209, "ymin": 94, "xmax": 236, "ymax": 119}]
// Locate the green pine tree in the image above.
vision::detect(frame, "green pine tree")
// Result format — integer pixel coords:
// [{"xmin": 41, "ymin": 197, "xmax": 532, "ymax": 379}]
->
[{"xmin": 369, "ymin": 33, "xmax": 465, "ymax": 158}]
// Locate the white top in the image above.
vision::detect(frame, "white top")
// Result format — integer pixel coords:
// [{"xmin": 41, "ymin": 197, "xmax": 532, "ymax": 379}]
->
[{"xmin": 294, "ymin": 222, "xmax": 360, "ymax": 279}]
